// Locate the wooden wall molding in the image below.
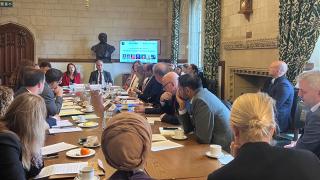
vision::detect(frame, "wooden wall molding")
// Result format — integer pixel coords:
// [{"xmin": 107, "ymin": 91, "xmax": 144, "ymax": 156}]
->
[
  {"xmin": 222, "ymin": 38, "xmax": 278, "ymax": 50},
  {"xmin": 38, "ymin": 58, "xmax": 188, "ymax": 64}
]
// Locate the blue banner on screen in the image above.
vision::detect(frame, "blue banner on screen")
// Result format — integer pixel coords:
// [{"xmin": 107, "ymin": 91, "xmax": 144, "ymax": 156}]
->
[{"xmin": 120, "ymin": 40, "xmax": 158, "ymax": 63}]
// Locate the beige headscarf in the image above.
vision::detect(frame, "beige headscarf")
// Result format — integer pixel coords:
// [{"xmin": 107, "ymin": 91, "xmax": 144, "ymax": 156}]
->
[{"xmin": 101, "ymin": 112, "xmax": 152, "ymax": 171}]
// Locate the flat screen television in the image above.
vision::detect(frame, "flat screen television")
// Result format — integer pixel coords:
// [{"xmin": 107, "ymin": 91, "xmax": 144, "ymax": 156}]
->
[{"xmin": 120, "ymin": 40, "xmax": 158, "ymax": 63}]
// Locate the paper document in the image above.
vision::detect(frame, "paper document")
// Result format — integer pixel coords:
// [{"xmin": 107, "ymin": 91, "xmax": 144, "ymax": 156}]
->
[
  {"xmin": 35, "ymin": 162, "xmax": 88, "ymax": 179},
  {"xmin": 61, "ymin": 105, "xmax": 82, "ymax": 110},
  {"xmin": 62, "ymin": 101, "xmax": 74, "ymax": 106},
  {"xmin": 218, "ymin": 154, "xmax": 234, "ymax": 165},
  {"xmin": 146, "ymin": 117, "xmax": 161, "ymax": 124},
  {"xmin": 159, "ymin": 127, "xmax": 176, "ymax": 136},
  {"xmin": 59, "ymin": 109, "xmax": 84, "ymax": 116},
  {"xmin": 51, "ymin": 120, "xmax": 73, "ymax": 128},
  {"xmin": 41, "ymin": 142, "xmax": 78, "ymax": 156},
  {"xmin": 151, "ymin": 140, "xmax": 183, "ymax": 151},
  {"xmin": 49, "ymin": 127, "xmax": 82, "ymax": 134},
  {"xmin": 152, "ymin": 134, "xmax": 167, "ymax": 142},
  {"xmin": 63, "ymin": 97, "xmax": 74, "ymax": 100},
  {"xmin": 71, "ymin": 114, "xmax": 99, "ymax": 120}
]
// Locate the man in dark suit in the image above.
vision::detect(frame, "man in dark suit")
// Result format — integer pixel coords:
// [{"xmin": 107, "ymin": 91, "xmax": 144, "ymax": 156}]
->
[
  {"xmin": 15, "ymin": 68, "xmax": 57, "ymax": 127},
  {"xmin": 89, "ymin": 60, "xmax": 113, "ymax": 85},
  {"xmin": 15, "ymin": 68, "xmax": 45, "ymax": 97},
  {"xmin": 262, "ymin": 61, "xmax": 294, "ymax": 132},
  {"xmin": 135, "ymin": 64, "xmax": 163, "ymax": 105},
  {"xmin": 286, "ymin": 71, "xmax": 320, "ymax": 158},
  {"xmin": 177, "ymin": 74, "xmax": 232, "ymax": 151}
]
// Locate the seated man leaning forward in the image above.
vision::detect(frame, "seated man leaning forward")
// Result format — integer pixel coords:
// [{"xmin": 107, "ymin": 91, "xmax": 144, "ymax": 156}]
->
[
  {"xmin": 101, "ymin": 112, "xmax": 152, "ymax": 180},
  {"xmin": 176, "ymin": 74, "xmax": 232, "ymax": 152}
]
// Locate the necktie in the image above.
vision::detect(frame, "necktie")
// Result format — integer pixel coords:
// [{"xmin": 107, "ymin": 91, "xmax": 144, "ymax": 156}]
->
[{"xmin": 99, "ymin": 72, "xmax": 102, "ymax": 84}]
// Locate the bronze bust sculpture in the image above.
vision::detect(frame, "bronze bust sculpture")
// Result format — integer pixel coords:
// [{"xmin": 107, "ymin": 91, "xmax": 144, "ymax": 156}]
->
[{"xmin": 91, "ymin": 33, "xmax": 115, "ymax": 63}]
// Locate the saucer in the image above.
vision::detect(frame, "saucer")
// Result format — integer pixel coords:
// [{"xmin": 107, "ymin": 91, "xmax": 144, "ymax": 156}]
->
[
  {"xmin": 74, "ymin": 175, "xmax": 100, "ymax": 180},
  {"xmin": 83, "ymin": 143, "xmax": 101, "ymax": 148},
  {"xmin": 78, "ymin": 122, "xmax": 99, "ymax": 128},
  {"xmin": 66, "ymin": 148, "xmax": 95, "ymax": 158},
  {"xmin": 171, "ymin": 135, "xmax": 187, "ymax": 140},
  {"xmin": 205, "ymin": 151, "xmax": 223, "ymax": 159}
]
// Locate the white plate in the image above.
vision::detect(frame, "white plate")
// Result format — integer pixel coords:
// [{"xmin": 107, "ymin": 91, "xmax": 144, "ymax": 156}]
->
[
  {"xmin": 205, "ymin": 151, "xmax": 223, "ymax": 159},
  {"xmin": 66, "ymin": 148, "xmax": 95, "ymax": 158},
  {"xmin": 83, "ymin": 143, "xmax": 101, "ymax": 148},
  {"xmin": 74, "ymin": 175, "xmax": 100, "ymax": 180},
  {"xmin": 171, "ymin": 135, "xmax": 188, "ymax": 140},
  {"xmin": 78, "ymin": 122, "xmax": 99, "ymax": 128},
  {"xmin": 81, "ymin": 109, "xmax": 94, "ymax": 113}
]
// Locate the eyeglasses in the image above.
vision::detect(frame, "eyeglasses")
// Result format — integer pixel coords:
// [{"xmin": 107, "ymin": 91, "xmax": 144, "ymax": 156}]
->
[{"xmin": 162, "ymin": 82, "xmax": 172, "ymax": 91}]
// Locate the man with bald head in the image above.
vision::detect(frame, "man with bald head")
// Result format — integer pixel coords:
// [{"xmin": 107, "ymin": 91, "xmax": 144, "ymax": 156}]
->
[
  {"xmin": 262, "ymin": 61, "xmax": 294, "ymax": 132},
  {"xmin": 135, "ymin": 71, "xmax": 181, "ymax": 124}
]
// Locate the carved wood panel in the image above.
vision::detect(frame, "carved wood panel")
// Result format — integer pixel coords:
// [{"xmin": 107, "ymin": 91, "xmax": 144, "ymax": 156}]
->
[{"xmin": 0, "ymin": 23, "xmax": 34, "ymax": 85}]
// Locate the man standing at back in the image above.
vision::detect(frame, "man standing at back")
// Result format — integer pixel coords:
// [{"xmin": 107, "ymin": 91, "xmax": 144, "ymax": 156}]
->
[
  {"xmin": 89, "ymin": 60, "xmax": 113, "ymax": 85},
  {"xmin": 262, "ymin": 61, "xmax": 294, "ymax": 132},
  {"xmin": 177, "ymin": 74, "xmax": 232, "ymax": 152}
]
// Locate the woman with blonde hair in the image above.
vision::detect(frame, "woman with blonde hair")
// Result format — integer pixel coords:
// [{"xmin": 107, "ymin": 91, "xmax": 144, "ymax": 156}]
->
[
  {"xmin": 208, "ymin": 92, "xmax": 320, "ymax": 180},
  {"xmin": 0, "ymin": 93, "xmax": 48, "ymax": 179}
]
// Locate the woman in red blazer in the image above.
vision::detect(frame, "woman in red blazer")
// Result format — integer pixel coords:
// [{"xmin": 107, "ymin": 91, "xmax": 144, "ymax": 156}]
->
[{"xmin": 61, "ymin": 63, "xmax": 81, "ymax": 86}]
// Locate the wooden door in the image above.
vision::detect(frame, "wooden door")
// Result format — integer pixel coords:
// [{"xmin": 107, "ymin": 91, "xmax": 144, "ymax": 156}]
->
[{"xmin": 0, "ymin": 23, "xmax": 34, "ymax": 85}]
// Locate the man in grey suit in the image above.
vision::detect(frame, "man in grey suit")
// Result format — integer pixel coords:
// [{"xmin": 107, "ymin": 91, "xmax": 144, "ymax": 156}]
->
[
  {"xmin": 286, "ymin": 70, "xmax": 320, "ymax": 158},
  {"xmin": 176, "ymin": 74, "xmax": 232, "ymax": 152}
]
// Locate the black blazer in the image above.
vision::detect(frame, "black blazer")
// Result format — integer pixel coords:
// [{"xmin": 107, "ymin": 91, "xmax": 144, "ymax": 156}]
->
[
  {"xmin": 0, "ymin": 132, "xmax": 43, "ymax": 179},
  {"xmin": 88, "ymin": 70, "xmax": 113, "ymax": 85},
  {"xmin": 145, "ymin": 95, "xmax": 180, "ymax": 125},
  {"xmin": 261, "ymin": 76, "xmax": 294, "ymax": 132},
  {"xmin": 208, "ymin": 142, "xmax": 320, "ymax": 180},
  {"xmin": 138, "ymin": 76, "xmax": 163, "ymax": 105}
]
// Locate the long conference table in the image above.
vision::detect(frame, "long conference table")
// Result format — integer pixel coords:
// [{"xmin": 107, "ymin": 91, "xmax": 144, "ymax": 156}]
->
[{"xmin": 44, "ymin": 91, "xmax": 223, "ymax": 180}]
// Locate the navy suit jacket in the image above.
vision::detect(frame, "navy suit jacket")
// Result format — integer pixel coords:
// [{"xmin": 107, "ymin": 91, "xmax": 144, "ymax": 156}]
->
[
  {"xmin": 88, "ymin": 70, "xmax": 113, "ymax": 84},
  {"xmin": 295, "ymin": 108, "xmax": 320, "ymax": 158},
  {"xmin": 262, "ymin": 75, "xmax": 294, "ymax": 132},
  {"xmin": 208, "ymin": 142, "xmax": 320, "ymax": 180},
  {"xmin": 138, "ymin": 76, "xmax": 163, "ymax": 105}
]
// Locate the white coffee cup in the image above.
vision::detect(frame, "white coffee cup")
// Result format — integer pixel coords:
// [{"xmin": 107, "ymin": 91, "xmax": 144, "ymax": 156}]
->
[
  {"xmin": 78, "ymin": 166, "xmax": 94, "ymax": 180},
  {"xmin": 209, "ymin": 144, "xmax": 222, "ymax": 156},
  {"xmin": 174, "ymin": 129, "xmax": 184, "ymax": 138},
  {"xmin": 86, "ymin": 105, "xmax": 93, "ymax": 112},
  {"xmin": 85, "ymin": 136, "xmax": 99, "ymax": 147}
]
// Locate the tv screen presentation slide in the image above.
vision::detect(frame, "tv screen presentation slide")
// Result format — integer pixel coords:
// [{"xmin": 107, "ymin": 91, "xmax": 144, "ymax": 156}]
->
[{"xmin": 120, "ymin": 40, "xmax": 158, "ymax": 63}]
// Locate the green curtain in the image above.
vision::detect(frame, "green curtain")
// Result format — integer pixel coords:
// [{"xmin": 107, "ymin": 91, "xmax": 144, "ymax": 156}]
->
[
  {"xmin": 170, "ymin": 0, "xmax": 181, "ymax": 64},
  {"xmin": 203, "ymin": 0, "xmax": 221, "ymax": 81},
  {"xmin": 279, "ymin": 0, "xmax": 320, "ymax": 83}
]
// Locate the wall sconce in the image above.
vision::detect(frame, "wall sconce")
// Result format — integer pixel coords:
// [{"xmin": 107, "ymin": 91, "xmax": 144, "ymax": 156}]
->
[{"xmin": 239, "ymin": 0, "xmax": 253, "ymax": 21}]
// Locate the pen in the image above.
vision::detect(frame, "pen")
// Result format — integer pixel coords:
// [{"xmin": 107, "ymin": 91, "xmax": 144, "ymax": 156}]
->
[{"xmin": 163, "ymin": 127, "xmax": 178, "ymax": 130}]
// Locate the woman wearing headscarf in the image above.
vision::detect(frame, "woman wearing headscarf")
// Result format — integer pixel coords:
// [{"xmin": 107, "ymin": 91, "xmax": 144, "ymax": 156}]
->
[
  {"xmin": 208, "ymin": 93, "xmax": 320, "ymax": 180},
  {"xmin": 101, "ymin": 112, "xmax": 153, "ymax": 180}
]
